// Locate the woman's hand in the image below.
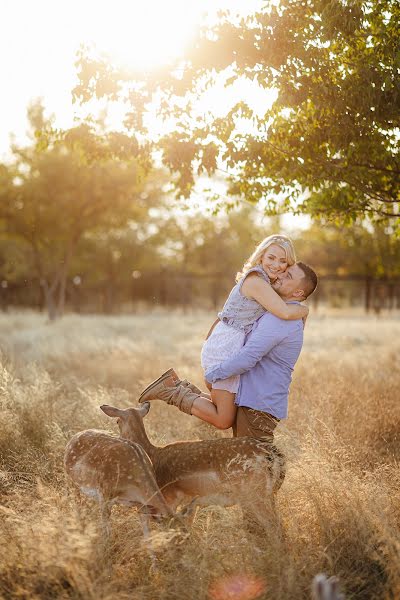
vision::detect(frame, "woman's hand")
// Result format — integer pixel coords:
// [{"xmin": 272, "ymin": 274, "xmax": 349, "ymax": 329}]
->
[{"xmin": 243, "ymin": 275, "xmax": 308, "ymax": 321}]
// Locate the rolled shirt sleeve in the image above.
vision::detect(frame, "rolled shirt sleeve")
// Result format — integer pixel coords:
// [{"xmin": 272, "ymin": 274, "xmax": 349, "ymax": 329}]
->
[{"xmin": 205, "ymin": 314, "xmax": 288, "ymax": 383}]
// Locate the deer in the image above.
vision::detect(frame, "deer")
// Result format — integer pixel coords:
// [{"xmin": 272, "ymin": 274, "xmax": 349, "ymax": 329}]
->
[
  {"xmin": 100, "ymin": 402, "xmax": 286, "ymax": 527},
  {"xmin": 64, "ymin": 428, "xmax": 174, "ymax": 538}
]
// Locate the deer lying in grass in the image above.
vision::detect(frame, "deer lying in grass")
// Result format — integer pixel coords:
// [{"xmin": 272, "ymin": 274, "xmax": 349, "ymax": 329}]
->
[
  {"xmin": 100, "ymin": 402, "xmax": 286, "ymax": 526},
  {"xmin": 64, "ymin": 428, "xmax": 173, "ymax": 534}
]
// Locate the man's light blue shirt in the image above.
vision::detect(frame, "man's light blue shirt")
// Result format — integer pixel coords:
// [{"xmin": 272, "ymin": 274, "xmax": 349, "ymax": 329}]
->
[{"xmin": 205, "ymin": 311, "xmax": 304, "ymax": 419}]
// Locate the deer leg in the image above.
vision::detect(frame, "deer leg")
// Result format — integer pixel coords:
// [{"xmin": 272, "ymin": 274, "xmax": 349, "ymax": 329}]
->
[
  {"xmin": 241, "ymin": 501, "xmax": 265, "ymax": 536},
  {"xmin": 99, "ymin": 498, "xmax": 112, "ymax": 539},
  {"xmin": 243, "ymin": 491, "xmax": 286, "ymax": 546},
  {"xmin": 179, "ymin": 496, "xmax": 200, "ymax": 526},
  {"xmin": 240, "ymin": 489, "xmax": 277, "ymax": 532},
  {"xmin": 265, "ymin": 492, "xmax": 285, "ymax": 538},
  {"xmin": 139, "ymin": 513, "xmax": 157, "ymax": 571}
]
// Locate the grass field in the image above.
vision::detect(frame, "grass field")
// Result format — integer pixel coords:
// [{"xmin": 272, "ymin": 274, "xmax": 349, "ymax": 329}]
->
[{"xmin": 0, "ymin": 310, "xmax": 399, "ymax": 600}]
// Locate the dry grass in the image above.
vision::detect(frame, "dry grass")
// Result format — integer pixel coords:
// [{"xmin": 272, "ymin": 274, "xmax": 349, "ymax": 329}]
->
[{"xmin": 0, "ymin": 309, "xmax": 399, "ymax": 600}]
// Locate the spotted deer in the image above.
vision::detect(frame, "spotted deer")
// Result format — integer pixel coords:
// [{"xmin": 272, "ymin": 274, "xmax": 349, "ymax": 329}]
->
[
  {"xmin": 64, "ymin": 428, "xmax": 173, "ymax": 532},
  {"xmin": 100, "ymin": 402, "xmax": 286, "ymax": 525}
]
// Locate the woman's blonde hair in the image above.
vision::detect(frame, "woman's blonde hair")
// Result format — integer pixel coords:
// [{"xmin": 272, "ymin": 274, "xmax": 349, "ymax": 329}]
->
[{"xmin": 236, "ymin": 234, "xmax": 296, "ymax": 282}]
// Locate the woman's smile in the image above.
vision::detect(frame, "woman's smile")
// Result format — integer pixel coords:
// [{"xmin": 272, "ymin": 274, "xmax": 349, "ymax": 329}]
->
[{"xmin": 261, "ymin": 243, "xmax": 288, "ymax": 280}]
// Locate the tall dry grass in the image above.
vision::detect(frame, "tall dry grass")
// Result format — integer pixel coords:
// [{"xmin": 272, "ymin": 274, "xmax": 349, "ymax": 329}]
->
[{"xmin": 0, "ymin": 309, "xmax": 399, "ymax": 599}]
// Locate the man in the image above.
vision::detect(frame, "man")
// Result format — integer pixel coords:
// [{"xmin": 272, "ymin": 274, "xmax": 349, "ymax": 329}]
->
[
  {"xmin": 206, "ymin": 261, "xmax": 317, "ymax": 440},
  {"xmin": 139, "ymin": 261, "xmax": 318, "ymax": 441}
]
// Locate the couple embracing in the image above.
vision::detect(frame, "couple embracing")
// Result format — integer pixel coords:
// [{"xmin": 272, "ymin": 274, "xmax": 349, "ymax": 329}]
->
[{"xmin": 139, "ymin": 234, "xmax": 318, "ymax": 443}]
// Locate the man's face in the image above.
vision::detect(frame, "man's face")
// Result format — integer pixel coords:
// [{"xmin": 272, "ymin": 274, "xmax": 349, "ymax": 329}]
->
[{"xmin": 271, "ymin": 263, "xmax": 305, "ymax": 300}]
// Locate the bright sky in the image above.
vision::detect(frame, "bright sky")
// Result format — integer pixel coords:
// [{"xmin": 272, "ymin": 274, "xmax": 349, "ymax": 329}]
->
[
  {"xmin": 1, "ymin": 0, "xmax": 310, "ymax": 229},
  {"xmin": 1, "ymin": 0, "xmax": 265, "ymax": 156}
]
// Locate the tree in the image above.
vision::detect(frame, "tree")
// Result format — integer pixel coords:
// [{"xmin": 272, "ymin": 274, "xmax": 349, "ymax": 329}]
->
[
  {"xmin": 293, "ymin": 220, "xmax": 400, "ymax": 309},
  {"xmin": 294, "ymin": 220, "xmax": 400, "ymax": 279},
  {"xmin": 69, "ymin": 196, "xmax": 170, "ymax": 313},
  {"xmin": 0, "ymin": 102, "xmax": 154, "ymax": 319},
  {"xmin": 74, "ymin": 0, "xmax": 400, "ymax": 225}
]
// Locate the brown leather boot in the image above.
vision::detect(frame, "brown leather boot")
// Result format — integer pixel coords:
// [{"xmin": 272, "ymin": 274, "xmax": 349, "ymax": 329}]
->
[
  {"xmin": 179, "ymin": 379, "xmax": 203, "ymax": 395},
  {"xmin": 139, "ymin": 375, "xmax": 198, "ymax": 415},
  {"xmin": 145, "ymin": 368, "xmax": 202, "ymax": 395},
  {"xmin": 138, "ymin": 368, "xmax": 178, "ymax": 401}
]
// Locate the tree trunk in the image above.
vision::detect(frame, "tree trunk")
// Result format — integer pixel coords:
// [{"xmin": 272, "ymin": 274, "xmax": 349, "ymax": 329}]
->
[
  {"xmin": 211, "ymin": 275, "xmax": 220, "ymax": 311},
  {"xmin": 159, "ymin": 268, "xmax": 167, "ymax": 305},
  {"xmin": 57, "ymin": 272, "xmax": 68, "ymax": 317},
  {"xmin": 56, "ymin": 239, "xmax": 78, "ymax": 317},
  {"xmin": 182, "ymin": 273, "xmax": 192, "ymax": 314},
  {"xmin": 102, "ymin": 282, "xmax": 115, "ymax": 314},
  {"xmin": 364, "ymin": 276, "xmax": 372, "ymax": 313},
  {"xmin": 41, "ymin": 279, "xmax": 59, "ymax": 321},
  {"xmin": 32, "ymin": 243, "xmax": 62, "ymax": 321},
  {"xmin": 312, "ymin": 286, "xmax": 320, "ymax": 311},
  {"xmin": 387, "ymin": 282, "xmax": 394, "ymax": 311}
]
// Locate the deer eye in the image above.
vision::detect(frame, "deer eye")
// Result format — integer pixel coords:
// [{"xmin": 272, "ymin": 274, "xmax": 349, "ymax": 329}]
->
[{"xmin": 116, "ymin": 418, "xmax": 121, "ymax": 425}]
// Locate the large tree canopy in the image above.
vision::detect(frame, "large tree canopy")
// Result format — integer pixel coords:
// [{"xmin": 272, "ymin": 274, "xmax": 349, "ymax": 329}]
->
[
  {"xmin": 0, "ymin": 102, "xmax": 154, "ymax": 319},
  {"xmin": 74, "ymin": 0, "xmax": 400, "ymax": 225}
]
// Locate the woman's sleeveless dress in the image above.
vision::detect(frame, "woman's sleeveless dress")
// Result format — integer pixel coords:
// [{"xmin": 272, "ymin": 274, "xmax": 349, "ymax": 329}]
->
[{"xmin": 200, "ymin": 266, "xmax": 270, "ymax": 393}]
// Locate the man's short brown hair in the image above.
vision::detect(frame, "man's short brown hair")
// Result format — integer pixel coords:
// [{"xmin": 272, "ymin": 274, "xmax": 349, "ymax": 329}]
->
[{"xmin": 296, "ymin": 262, "xmax": 318, "ymax": 299}]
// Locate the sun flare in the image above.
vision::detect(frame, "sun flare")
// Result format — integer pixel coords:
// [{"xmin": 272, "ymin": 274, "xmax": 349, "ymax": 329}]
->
[
  {"xmin": 79, "ymin": 1, "xmax": 204, "ymax": 70},
  {"xmin": 0, "ymin": 0, "xmax": 262, "ymax": 153},
  {"xmin": 77, "ymin": 0, "xmax": 261, "ymax": 70}
]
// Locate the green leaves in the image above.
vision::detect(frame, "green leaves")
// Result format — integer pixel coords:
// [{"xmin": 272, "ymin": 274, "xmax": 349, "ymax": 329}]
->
[
  {"xmin": 69, "ymin": 1, "xmax": 399, "ymax": 226},
  {"xmin": 177, "ymin": 0, "xmax": 400, "ymax": 224}
]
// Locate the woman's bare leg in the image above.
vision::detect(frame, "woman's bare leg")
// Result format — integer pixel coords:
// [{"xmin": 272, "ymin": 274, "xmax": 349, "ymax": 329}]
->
[{"xmin": 190, "ymin": 389, "xmax": 237, "ymax": 430}]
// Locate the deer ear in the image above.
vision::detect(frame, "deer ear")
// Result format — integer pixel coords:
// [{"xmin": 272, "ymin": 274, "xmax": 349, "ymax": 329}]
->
[
  {"xmin": 100, "ymin": 405, "xmax": 124, "ymax": 418},
  {"xmin": 138, "ymin": 402, "xmax": 151, "ymax": 418}
]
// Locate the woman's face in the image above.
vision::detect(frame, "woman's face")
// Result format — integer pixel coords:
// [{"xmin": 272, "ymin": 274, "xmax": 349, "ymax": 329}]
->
[{"xmin": 261, "ymin": 244, "xmax": 288, "ymax": 280}]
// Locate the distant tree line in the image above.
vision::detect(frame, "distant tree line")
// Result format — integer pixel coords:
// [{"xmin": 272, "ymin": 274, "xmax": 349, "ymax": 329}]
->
[{"xmin": 1, "ymin": 102, "xmax": 399, "ymax": 319}]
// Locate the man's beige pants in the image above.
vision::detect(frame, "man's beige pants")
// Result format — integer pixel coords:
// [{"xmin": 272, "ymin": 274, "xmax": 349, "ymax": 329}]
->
[{"xmin": 232, "ymin": 406, "xmax": 279, "ymax": 441}]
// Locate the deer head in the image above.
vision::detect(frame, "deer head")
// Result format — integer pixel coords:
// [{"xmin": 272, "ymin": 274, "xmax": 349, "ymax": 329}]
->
[{"xmin": 100, "ymin": 402, "xmax": 152, "ymax": 452}]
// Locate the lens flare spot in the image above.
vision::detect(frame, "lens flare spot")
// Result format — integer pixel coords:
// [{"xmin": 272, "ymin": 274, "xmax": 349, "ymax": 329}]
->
[{"xmin": 209, "ymin": 573, "xmax": 266, "ymax": 600}]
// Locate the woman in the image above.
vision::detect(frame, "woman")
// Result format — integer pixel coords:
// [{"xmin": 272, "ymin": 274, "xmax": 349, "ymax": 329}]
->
[{"xmin": 139, "ymin": 234, "xmax": 308, "ymax": 429}]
